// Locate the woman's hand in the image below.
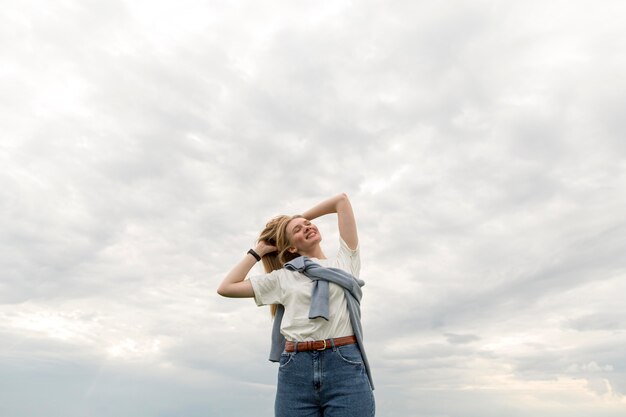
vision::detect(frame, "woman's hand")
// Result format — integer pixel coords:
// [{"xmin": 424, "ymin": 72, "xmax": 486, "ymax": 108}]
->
[{"xmin": 255, "ymin": 240, "xmax": 277, "ymax": 258}]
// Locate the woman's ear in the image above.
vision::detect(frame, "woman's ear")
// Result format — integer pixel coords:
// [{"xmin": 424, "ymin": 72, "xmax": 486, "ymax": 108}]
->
[{"xmin": 288, "ymin": 246, "xmax": 297, "ymax": 254}]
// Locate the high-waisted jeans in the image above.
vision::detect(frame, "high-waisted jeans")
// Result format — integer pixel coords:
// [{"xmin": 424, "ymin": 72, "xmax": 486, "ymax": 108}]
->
[{"xmin": 275, "ymin": 342, "xmax": 375, "ymax": 417}]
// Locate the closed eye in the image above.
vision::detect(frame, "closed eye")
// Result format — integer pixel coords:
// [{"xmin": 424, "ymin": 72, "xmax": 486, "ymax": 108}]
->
[
  {"xmin": 292, "ymin": 220, "xmax": 312, "ymax": 235},
  {"xmin": 292, "ymin": 223, "xmax": 310, "ymax": 234}
]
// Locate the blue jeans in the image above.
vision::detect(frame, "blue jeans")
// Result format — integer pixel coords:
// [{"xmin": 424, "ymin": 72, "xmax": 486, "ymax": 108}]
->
[{"xmin": 275, "ymin": 342, "xmax": 375, "ymax": 417}]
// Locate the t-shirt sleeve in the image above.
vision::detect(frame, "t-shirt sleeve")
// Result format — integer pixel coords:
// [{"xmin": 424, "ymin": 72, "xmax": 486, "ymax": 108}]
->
[
  {"xmin": 337, "ymin": 237, "xmax": 361, "ymax": 278},
  {"xmin": 248, "ymin": 270, "xmax": 283, "ymax": 306}
]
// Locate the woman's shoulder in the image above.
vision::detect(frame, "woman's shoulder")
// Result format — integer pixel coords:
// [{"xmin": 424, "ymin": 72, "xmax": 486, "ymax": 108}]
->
[
  {"xmin": 333, "ymin": 237, "xmax": 361, "ymax": 277},
  {"xmin": 254, "ymin": 267, "xmax": 311, "ymax": 284}
]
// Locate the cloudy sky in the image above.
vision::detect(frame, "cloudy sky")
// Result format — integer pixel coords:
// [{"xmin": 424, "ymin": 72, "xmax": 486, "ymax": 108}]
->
[{"xmin": 2, "ymin": 0, "xmax": 626, "ymax": 416}]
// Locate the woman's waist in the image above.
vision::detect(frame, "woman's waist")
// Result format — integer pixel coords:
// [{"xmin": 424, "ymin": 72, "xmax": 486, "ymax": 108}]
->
[
  {"xmin": 281, "ymin": 320, "xmax": 354, "ymax": 343},
  {"xmin": 284, "ymin": 335, "xmax": 357, "ymax": 352}
]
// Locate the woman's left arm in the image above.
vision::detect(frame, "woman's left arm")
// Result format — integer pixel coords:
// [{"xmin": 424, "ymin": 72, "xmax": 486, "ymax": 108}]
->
[{"xmin": 302, "ymin": 193, "xmax": 358, "ymax": 250}]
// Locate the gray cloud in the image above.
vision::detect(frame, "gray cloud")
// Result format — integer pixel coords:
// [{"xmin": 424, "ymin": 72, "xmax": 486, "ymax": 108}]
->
[{"xmin": 2, "ymin": 0, "xmax": 626, "ymax": 416}]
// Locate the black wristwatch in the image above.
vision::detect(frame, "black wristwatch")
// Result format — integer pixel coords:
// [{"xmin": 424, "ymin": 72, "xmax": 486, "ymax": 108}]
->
[{"xmin": 247, "ymin": 248, "xmax": 261, "ymax": 262}]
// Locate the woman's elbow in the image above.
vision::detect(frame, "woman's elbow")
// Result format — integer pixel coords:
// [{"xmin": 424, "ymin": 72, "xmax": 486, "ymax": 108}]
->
[{"xmin": 216, "ymin": 284, "xmax": 229, "ymax": 297}]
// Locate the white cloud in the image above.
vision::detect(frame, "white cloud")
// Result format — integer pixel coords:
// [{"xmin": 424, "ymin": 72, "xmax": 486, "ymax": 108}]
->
[{"xmin": 2, "ymin": 0, "xmax": 626, "ymax": 416}]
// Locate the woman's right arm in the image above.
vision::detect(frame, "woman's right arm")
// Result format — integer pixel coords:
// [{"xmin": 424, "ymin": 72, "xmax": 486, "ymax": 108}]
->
[{"xmin": 216, "ymin": 241, "xmax": 276, "ymax": 298}]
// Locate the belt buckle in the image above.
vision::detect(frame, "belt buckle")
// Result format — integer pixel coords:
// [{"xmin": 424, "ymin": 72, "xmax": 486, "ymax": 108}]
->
[{"xmin": 316, "ymin": 340, "xmax": 327, "ymax": 351}]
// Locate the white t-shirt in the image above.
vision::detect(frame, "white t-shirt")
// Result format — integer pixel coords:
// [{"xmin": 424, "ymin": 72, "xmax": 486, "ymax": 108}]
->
[{"xmin": 249, "ymin": 238, "xmax": 360, "ymax": 342}]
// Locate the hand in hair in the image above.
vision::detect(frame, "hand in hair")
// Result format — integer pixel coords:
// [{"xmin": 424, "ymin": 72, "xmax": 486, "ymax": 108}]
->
[{"xmin": 255, "ymin": 240, "xmax": 277, "ymax": 257}]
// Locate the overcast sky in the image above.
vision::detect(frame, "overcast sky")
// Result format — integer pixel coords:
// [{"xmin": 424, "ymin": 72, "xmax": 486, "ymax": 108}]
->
[{"xmin": 2, "ymin": 1, "xmax": 626, "ymax": 416}]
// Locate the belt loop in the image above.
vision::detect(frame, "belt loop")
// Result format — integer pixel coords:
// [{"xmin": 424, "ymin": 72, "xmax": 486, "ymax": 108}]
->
[
  {"xmin": 329, "ymin": 337, "xmax": 336, "ymax": 351},
  {"xmin": 294, "ymin": 341, "xmax": 298, "ymax": 354}
]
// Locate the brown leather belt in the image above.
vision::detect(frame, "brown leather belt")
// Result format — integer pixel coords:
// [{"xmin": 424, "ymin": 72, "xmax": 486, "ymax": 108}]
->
[{"xmin": 285, "ymin": 335, "xmax": 357, "ymax": 353}]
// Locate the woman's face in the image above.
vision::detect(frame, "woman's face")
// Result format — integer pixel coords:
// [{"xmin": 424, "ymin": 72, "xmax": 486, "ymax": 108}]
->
[{"xmin": 286, "ymin": 217, "xmax": 322, "ymax": 253}]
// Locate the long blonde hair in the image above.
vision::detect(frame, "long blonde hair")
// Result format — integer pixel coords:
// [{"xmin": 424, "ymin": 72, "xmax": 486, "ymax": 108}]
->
[{"xmin": 257, "ymin": 214, "xmax": 303, "ymax": 317}]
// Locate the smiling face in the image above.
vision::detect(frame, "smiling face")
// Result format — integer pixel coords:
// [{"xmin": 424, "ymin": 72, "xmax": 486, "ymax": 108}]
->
[{"xmin": 286, "ymin": 217, "xmax": 322, "ymax": 255}]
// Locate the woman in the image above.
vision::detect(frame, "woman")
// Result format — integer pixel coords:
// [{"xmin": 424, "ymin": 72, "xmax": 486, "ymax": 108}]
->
[{"xmin": 217, "ymin": 193, "xmax": 375, "ymax": 417}]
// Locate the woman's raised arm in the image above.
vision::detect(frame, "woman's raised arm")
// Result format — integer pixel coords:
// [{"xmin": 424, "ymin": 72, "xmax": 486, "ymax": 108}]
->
[
  {"xmin": 301, "ymin": 193, "xmax": 358, "ymax": 250},
  {"xmin": 217, "ymin": 241, "xmax": 276, "ymax": 298}
]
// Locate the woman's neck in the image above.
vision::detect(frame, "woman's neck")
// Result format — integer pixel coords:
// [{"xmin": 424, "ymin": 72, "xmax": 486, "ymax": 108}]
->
[{"xmin": 301, "ymin": 246, "xmax": 326, "ymax": 260}]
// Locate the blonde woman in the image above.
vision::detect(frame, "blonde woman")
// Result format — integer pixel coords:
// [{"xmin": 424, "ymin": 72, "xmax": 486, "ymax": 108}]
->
[{"xmin": 217, "ymin": 193, "xmax": 375, "ymax": 417}]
